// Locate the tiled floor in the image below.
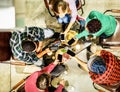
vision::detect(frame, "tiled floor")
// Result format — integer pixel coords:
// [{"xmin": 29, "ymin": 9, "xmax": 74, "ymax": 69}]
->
[{"xmin": 0, "ymin": 0, "xmax": 120, "ymax": 92}]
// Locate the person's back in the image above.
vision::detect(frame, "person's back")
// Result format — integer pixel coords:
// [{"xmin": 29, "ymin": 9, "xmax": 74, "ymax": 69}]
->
[
  {"xmin": 50, "ymin": 0, "xmax": 85, "ymax": 34},
  {"xmin": 75, "ymin": 10, "xmax": 116, "ymax": 40},
  {"xmin": 10, "ymin": 26, "xmax": 54, "ymax": 63},
  {"xmin": 72, "ymin": 50, "xmax": 120, "ymax": 85},
  {"xmin": 88, "ymin": 50, "xmax": 120, "ymax": 85},
  {"xmin": 25, "ymin": 60, "xmax": 65, "ymax": 92},
  {"xmin": 86, "ymin": 10, "xmax": 116, "ymax": 37}
]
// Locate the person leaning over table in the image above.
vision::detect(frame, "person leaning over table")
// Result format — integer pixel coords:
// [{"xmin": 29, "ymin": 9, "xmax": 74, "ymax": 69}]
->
[
  {"xmin": 71, "ymin": 10, "xmax": 117, "ymax": 60},
  {"xmin": 10, "ymin": 26, "xmax": 55, "ymax": 65},
  {"xmin": 42, "ymin": 48, "xmax": 70, "ymax": 78},
  {"xmin": 74, "ymin": 10, "xmax": 117, "ymax": 41},
  {"xmin": 49, "ymin": 0, "xmax": 85, "ymax": 34},
  {"xmin": 72, "ymin": 50, "xmax": 120, "ymax": 85},
  {"xmin": 25, "ymin": 59, "xmax": 66, "ymax": 92}
]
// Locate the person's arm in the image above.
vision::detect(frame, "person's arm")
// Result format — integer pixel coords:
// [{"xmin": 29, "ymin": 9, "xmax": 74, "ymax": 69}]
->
[
  {"xmin": 72, "ymin": 56, "xmax": 89, "ymax": 72},
  {"xmin": 86, "ymin": 10, "xmax": 100, "ymax": 23},
  {"xmin": 54, "ymin": 79, "xmax": 65, "ymax": 92},
  {"xmin": 26, "ymin": 27, "xmax": 45, "ymax": 41},
  {"xmin": 64, "ymin": 22, "xmax": 74, "ymax": 34},
  {"xmin": 41, "ymin": 59, "xmax": 59, "ymax": 73},
  {"xmin": 90, "ymin": 50, "xmax": 101, "ymax": 58},
  {"xmin": 75, "ymin": 30, "xmax": 89, "ymax": 39},
  {"xmin": 54, "ymin": 85, "xmax": 64, "ymax": 92},
  {"xmin": 10, "ymin": 31, "xmax": 27, "ymax": 61},
  {"xmin": 37, "ymin": 48, "xmax": 51, "ymax": 58},
  {"xmin": 36, "ymin": 41, "xmax": 43, "ymax": 53},
  {"xmin": 64, "ymin": 0, "xmax": 77, "ymax": 34},
  {"xmin": 91, "ymin": 50, "xmax": 114, "ymax": 59}
]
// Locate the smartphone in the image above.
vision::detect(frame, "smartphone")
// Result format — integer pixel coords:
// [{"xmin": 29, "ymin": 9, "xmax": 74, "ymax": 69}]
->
[
  {"xmin": 67, "ymin": 49, "xmax": 75, "ymax": 56},
  {"xmin": 57, "ymin": 54, "xmax": 62, "ymax": 62},
  {"xmin": 60, "ymin": 34, "xmax": 65, "ymax": 41},
  {"xmin": 68, "ymin": 38, "xmax": 75, "ymax": 45},
  {"xmin": 50, "ymin": 46, "xmax": 58, "ymax": 51}
]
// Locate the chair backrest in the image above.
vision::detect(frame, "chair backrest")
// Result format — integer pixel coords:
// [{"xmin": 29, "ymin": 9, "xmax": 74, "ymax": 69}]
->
[
  {"xmin": 10, "ymin": 76, "xmax": 29, "ymax": 92},
  {"xmin": 93, "ymin": 82, "xmax": 120, "ymax": 92},
  {"xmin": 17, "ymin": 84, "xmax": 25, "ymax": 92},
  {"xmin": 101, "ymin": 9, "xmax": 120, "ymax": 48},
  {"xmin": 99, "ymin": 82, "xmax": 120, "ymax": 92},
  {"xmin": 102, "ymin": 17, "xmax": 120, "ymax": 48},
  {"xmin": 0, "ymin": 32, "xmax": 12, "ymax": 61}
]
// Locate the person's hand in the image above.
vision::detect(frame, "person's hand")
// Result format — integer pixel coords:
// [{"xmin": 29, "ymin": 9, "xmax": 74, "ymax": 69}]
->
[
  {"xmin": 59, "ymin": 79, "xmax": 66, "ymax": 87},
  {"xmin": 86, "ymin": 35, "xmax": 94, "ymax": 41},
  {"xmin": 36, "ymin": 47, "xmax": 42, "ymax": 53},
  {"xmin": 90, "ymin": 50, "xmax": 101, "ymax": 58},
  {"xmin": 36, "ymin": 42, "xmax": 43, "ymax": 53},
  {"xmin": 62, "ymin": 53, "xmax": 70, "ymax": 63},
  {"xmin": 53, "ymin": 59, "xmax": 59, "ymax": 65},
  {"xmin": 45, "ymin": 48, "xmax": 51, "ymax": 53},
  {"xmin": 64, "ymin": 29, "xmax": 69, "ymax": 35}
]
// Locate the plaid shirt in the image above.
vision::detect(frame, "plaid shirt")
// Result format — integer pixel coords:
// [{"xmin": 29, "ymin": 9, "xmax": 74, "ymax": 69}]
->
[
  {"xmin": 10, "ymin": 27, "xmax": 45, "ymax": 63},
  {"xmin": 89, "ymin": 50, "xmax": 120, "ymax": 85}
]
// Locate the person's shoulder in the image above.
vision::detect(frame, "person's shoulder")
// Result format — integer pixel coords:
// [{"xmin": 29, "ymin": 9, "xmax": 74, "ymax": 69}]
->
[
  {"xmin": 12, "ymin": 30, "xmax": 22, "ymax": 35},
  {"xmin": 10, "ymin": 31, "xmax": 21, "ymax": 40},
  {"xmin": 90, "ymin": 10, "xmax": 102, "ymax": 15}
]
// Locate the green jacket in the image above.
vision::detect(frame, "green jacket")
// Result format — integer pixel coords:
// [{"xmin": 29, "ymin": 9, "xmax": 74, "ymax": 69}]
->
[{"xmin": 75, "ymin": 10, "xmax": 116, "ymax": 39}]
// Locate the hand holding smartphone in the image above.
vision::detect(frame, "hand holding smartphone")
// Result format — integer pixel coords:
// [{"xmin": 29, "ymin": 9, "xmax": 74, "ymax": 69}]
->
[
  {"xmin": 68, "ymin": 38, "xmax": 75, "ymax": 45},
  {"xmin": 57, "ymin": 54, "xmax": 62, "ymax": 62},
  {"xmin": 60, "ymin": 33, "xmax": 65, "ymax": 41},
  {"xmin": 67, "ymin": 49, "xmax": 75, "ymax": 57}
]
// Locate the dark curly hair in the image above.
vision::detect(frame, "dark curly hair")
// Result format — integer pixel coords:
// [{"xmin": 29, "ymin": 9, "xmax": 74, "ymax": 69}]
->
[
  {"xmin": 21, "ymin": 40, "xmax": 36, "ymax": 53},
  {"xmin": 36, "ymin": 73, "xmax": 51, "ymax": 90},
  {"xmin": 87, "ymin": 19, "xmax": 102, "ymax": 33}
]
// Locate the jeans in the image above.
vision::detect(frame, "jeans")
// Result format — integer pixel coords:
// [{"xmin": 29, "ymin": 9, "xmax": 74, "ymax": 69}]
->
[{"xmin": 57, "ymin": 14, "xmax": 71, "ymax": 24}]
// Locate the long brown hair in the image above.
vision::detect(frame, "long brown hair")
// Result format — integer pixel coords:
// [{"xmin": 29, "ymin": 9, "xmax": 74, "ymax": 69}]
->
[{"xmin": 52, "ymin": 0, "xmax": 70, "ymax": 14}]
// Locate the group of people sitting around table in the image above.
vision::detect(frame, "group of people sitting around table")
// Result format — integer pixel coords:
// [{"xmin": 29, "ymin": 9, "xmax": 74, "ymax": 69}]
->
[{"xmin": 9, "ymin": 0, "xmax": 120, "ymax": 92}]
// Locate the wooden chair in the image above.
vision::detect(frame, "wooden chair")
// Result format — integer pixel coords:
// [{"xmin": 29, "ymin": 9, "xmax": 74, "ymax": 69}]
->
[
  {"xmin": 44, "ymin": 0, "xmax": 85, "ymax": 17},
  {"xmin": 10, "ymin": 76, "xmax": 28, "ymax": 92},
  {"xmin": 93, "ymin": 82, "xmax": 120, "ymax": 92}
]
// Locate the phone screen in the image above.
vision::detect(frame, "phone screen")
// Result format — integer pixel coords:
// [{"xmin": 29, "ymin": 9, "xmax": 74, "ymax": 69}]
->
[
  {"xmin": 67, "ymin": 49, "xmax": 75, "ymax": 56},
  {"xmin": 68, "ymin": 38, "xmax": 75, "ymax": 45},
  {"xmin": 60, "ymin": 34, "xmax": 65, "ymax": 41},
  {"xmin": 57, "ymin": 54, "xmax": 62, "ymax": 62}
]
